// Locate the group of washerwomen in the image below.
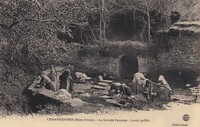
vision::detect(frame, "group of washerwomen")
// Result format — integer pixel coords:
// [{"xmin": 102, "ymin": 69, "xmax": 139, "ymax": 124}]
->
[
  {"xmin": 35, "ymin": 65, "xmax": 174, "ymax": 99},
  {"xmin": 35, "ymin": 65, "xmax": 74, "ymax": 94},
  {"xmin": 109, "ymin": 72, "xmax": 174, "ymax": 99}
]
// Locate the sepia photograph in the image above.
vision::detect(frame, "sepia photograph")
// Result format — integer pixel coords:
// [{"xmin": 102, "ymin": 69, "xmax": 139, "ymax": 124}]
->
[{"xmin": 0, "ymin": 0, "xmax": 200, "ymax": 127}]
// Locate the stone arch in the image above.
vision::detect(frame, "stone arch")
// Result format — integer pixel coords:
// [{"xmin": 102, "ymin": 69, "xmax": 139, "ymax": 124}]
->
[{"xmin": 119, "ymin": 54, "xmax": 138, "ymax": 79}]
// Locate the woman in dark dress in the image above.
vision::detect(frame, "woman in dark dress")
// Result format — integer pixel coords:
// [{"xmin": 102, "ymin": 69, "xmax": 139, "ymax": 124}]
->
[{"xmin": 59, "ymin": 69, "xmax": 74, "ymax": 93}]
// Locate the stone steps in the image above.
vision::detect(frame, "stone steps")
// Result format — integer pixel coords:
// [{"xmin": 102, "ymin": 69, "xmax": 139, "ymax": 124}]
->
[
  {"xmin": 91, "ymin": 85, "xmax": 107, "ymax": 90},
  {"xmin": 98, "ymin": 82, "xmax": 109, "ymax": 87}
]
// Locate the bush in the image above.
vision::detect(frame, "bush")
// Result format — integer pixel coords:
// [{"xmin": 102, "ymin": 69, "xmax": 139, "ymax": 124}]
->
[{"xmin": 0, "ymin": 64, "xmax": 34, "ymax": 116}]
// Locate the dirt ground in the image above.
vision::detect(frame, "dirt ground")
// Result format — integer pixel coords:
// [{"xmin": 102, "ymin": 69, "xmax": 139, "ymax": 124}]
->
[
  {"xmin": 2, "ymin": 86, "xmax": 199, "ymax": 127},
  {"xmin": 35, "ymin": 81, "xmax": 198, "ymax": 115}
]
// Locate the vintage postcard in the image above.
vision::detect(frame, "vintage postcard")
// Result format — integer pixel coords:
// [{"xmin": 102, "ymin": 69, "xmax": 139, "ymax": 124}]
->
[{"xmin": 0, "ymin": 0, "xmax": 200, "ymax": 127}]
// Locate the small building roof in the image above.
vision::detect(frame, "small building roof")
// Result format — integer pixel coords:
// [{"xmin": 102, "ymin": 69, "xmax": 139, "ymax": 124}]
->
[{"xmin": 169, "ymin": 21, "xmax": 200, "ymax": 34}]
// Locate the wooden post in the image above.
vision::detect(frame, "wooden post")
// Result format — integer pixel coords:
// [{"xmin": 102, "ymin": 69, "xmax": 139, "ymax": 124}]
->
[{"xmin": 136, "ymin": 83, "xmax": 138, "ymax": 95}]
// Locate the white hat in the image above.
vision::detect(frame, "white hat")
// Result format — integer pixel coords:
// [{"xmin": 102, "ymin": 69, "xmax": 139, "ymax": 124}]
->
[
  {"xmin": 158, "ymin": 75, "xmax": 164, "ymax": 81},
  {"xmin": 114, "ymin": 83, "xmax": 121, "ymax": 86},
  {"xmin": 121, "ymin": 83, "xmax": 126, "ymax": 86},
  {"xmin": 158, "ymin": 75, "xmax": 168, "ymax": 85}
]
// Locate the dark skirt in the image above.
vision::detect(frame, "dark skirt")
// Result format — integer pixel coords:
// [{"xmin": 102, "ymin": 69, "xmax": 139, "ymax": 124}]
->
[{"xmin": 45, "ymin": 82, "xmax": 56, "ymax": 92}]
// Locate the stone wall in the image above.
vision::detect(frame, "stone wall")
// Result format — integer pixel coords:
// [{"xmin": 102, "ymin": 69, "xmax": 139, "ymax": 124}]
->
[
  {"xmin": 74, "ymin": 52, "xmax": 157, "ymax": 79},
  {"xmin": 157, "ymin": 35, "xmax": 200, "ymax": 85}
]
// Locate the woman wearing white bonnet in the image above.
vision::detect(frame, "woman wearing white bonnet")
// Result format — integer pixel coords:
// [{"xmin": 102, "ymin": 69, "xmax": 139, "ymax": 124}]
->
[{"xmin": 158, "ymin": 75, "xmax": 173, "ymax": 93}]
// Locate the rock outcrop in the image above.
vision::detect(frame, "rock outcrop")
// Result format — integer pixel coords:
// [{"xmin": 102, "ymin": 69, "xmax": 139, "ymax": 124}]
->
[{"xmin": 28, "ymin": 67, "xmax": 87, "ymax": 108}]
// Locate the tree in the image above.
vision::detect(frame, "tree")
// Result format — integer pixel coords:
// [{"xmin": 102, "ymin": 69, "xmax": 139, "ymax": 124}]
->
[
  {"xmin": 0, "ymin": 0, "xmax": 93, "ymax": 70},
  {"xmin": 98, "ymin": 0, "xmax": 106, "ymax": 43}
]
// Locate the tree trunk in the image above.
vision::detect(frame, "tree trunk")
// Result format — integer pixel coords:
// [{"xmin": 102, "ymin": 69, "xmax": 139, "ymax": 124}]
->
[
  {"xmin": 98, "ymin": 0, "xmax": 106, "ymax": 44},
  {"xmin": 145, "ymin": 0, "xmax": 151, "ymax": 42},
  {"xmin": 102, "ymin": 0, "xmax": 106, "ymax": 42},
  {"xmin": 98, "ymin": 0, "xmax": 102, "ymax": 43}
]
